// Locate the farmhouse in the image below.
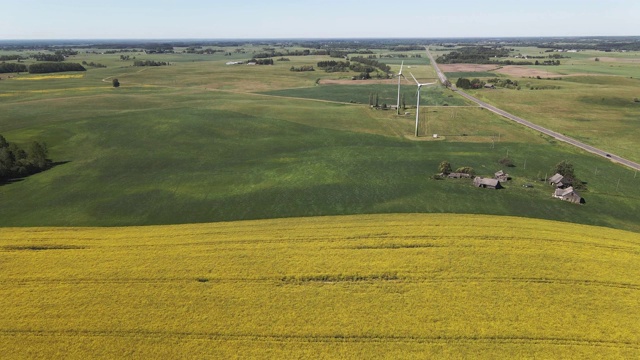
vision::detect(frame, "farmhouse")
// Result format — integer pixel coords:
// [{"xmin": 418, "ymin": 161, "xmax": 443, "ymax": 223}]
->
[
  {"xmin": 484, "ymin": 83, "xmax": 495, "ymax": 89},
  {"xmin": 494, "ymin": 170, "xmax": 509, "ymax": 182},
  {"xmin": 548, "ymin": 173, "xmax": 565, "ymax": 187},
  {"xmin": 553, "ymin": 186, "xmax": 583, "ymax": 204},
  {"xmin": 474, "ymin": 177, "xmax": 502, "ymax": 189}
]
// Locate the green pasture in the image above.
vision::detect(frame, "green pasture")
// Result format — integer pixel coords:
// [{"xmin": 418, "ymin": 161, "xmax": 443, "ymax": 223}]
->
[
  {"xmin": 1, "ymin": 47, "xmax": 640, "ymax": 232},
  {"xmin": 466, "ymin": 75, "xmax": 640, "ymax": 161},
  {"xmin": 261, "ymin": 84, "xmax": 470, "ymax": 106}
]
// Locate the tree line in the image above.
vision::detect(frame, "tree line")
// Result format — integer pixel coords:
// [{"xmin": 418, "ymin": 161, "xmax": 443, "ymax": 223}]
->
[
  {"xmin": 1, "ymin": 62, "xmax": 86, "ymax": 74},
  {"xmin": 317, "ymin": 60, "xmax": 350, "ymax": 72},
  {"xmin": 133, "ymin": 60, "xmax": 168, "ymax": 67},
  {"xmin": 0, "ymin": 135, "xmax": 50, "ymax": 182},
  {"xmin": 32, "ymin": 53, "xmax": 65, "ymax": 62},
  {"xmin": 28, "ymin": 62, "xmax": 86, "ymax": 73},
  {"xmin": 349, "ymin": 57, "xmax": 391, "ymax": 74}
]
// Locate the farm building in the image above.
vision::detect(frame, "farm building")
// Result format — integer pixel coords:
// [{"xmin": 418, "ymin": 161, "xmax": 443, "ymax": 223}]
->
[
  {"xmin": 548, "ymin": 173, "xmax": 565, "ymax": 187},
  {"xmin": 553, "ymin": 186, "xmax": 583, "ymax": 204},
  {"xmin": 473, "ymin": 177, "xmax": 502, "ymax": 189},
  {"xmin": 447, "ymin": 172, "xmax": 472, "ymax": 179},
  {"xmin": 484, "ymin": 83, "xmax": 495, "ymax": 89},
  {"xmin": 495, "ymin": 170, "xmax": 509, "ymax": 182}
]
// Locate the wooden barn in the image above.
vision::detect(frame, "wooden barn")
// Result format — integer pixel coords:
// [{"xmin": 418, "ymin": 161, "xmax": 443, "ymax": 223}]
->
[
  {"xmin": 495, "ymin": 170, "xmax": 509, "ymax": 182},
  {"xmin": 473, "ymin": 177, "xmax": 502, "ymax": 189},
  {"xmin": 548, "ymin": 173, "xmax": 565, "ymax": 187},
  {"xmin": 553, "ymin": 186, "xmax": 584, "ymax": 204}
]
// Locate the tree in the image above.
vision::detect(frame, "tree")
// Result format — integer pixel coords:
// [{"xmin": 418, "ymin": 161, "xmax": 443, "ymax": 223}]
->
[
  {"xmin": 0, "ymin": 134, "xmax": 8, "ymax": 148},
  {"xmin": 554, "ymin": 160, "xmax": 582, "ymax": 188},
  {"xmin": 455, "ymin": 78, "xmax": 471, "ymax": 89},
  {"xmin": 438, "ymin": 161, "xmax": 452, "ymax": 175},
  {"xmin": 554, "ymin": 160, "xmax": 575, "ymax": 178},
  {"xmin": 112, "ymin": 78, "xmax": 120, "ymax": 88},
  {"xmin": 455, "ymin": 167, "xmax": 475, "ymax": 176},
  {"xmin": 27, "ymin": 141, "xmax": 49, "ymax": 170}
]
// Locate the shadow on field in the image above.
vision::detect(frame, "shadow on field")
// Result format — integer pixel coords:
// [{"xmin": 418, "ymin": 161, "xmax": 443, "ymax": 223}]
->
[
  {"xmin": 0, "ymin": 161, "xmax": 71, "ymax": 187},
  {"xmin": 0, "ymin": 178, "xmax": 25, "ymax": 187}
]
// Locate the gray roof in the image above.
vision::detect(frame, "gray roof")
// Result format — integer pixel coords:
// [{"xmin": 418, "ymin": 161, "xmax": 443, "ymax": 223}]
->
[
  {"xmin": 549, "ymin": 173, "xmax": 564, "ymax": 183},
  {"xmin": 474, "ymin": 177, "xmax": 501, "ymax": 187}
]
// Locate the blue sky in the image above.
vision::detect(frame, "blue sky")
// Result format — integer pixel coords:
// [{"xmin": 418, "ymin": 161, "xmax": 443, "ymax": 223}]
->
[{"xmin": 1, "ymin": 0, "xmax": 638, "ymax": 39}]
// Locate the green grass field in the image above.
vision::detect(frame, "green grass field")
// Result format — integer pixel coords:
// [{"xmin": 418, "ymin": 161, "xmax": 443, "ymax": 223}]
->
[
  {"xmin": 261, "ymin": 84, "xmax": 471, "ymax": 106},
  {"xmin": 1, "ymin": 47, "xmax": 640, "ymax": 232},
  {"xmin": 1, "ymin": 214, "xmax": 639, "ymax": 359}
]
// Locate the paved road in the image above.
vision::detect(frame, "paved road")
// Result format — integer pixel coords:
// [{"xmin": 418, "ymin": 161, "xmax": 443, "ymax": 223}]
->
[{"xmin": 425, "ymin": 48, "xmax": 640, "ymax": 172}]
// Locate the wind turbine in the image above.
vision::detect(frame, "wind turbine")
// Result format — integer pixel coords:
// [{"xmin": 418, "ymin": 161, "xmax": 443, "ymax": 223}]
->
[
  {"xmin": 410, "ymin": 72, "xmax": 436, "ymax": 137},
  {"xmin": 396, "ymin": 61, "xmax": 405, "ymax": 115}
]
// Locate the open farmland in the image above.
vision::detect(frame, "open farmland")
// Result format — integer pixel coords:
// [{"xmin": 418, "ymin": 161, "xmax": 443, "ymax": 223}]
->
[
  {"xmin": 1, "ymin": 43, "xmax": 640, "ymax": 232},
  {"xmin": 1, "ymin": 214, "xmax": 639, "ymax": 359}
]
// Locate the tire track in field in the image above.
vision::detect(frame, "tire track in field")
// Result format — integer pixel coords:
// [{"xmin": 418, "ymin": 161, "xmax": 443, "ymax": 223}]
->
[
  {"xmin": 0, "ymin": 329, "xmax": 638, "ymax": 350},
  {"xmin": 2, "ymin": 276, "xmax": 638, "ymax": 291}
]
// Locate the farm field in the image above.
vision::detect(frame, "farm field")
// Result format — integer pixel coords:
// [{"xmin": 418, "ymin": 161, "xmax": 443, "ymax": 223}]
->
[
  {"xmin": 1, "ymin": 45, "xmax": 640, "ymax": 232},
  {"xmin": 435, "ymin": 48, "xmax": 640, "ymax": 162},
  {"xmin": 1, "ymin": 214, "xmax": 639, "ymax": 359}
]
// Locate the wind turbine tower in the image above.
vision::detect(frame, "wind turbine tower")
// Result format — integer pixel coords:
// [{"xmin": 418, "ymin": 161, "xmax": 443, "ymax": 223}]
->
[
  {"xmin": 396, "ymin": 61, "xmax": 405, "ymax": 115},
  {"xmin": 410, "ymin": 72, "xmax": 436, "ymax": 137}
]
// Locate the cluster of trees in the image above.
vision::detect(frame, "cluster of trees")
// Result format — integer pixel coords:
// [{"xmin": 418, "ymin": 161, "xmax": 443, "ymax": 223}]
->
[
  {"xmin": 437, "ymin": 46, "xmax": 511, "ymax": 64},
  {"xmin": 289, "ymin": 65, "xmax": 314, "ymax": 72},
  {"xmin": 54, "ymin": 48, "xmax": 78, "ymax": 56},
  {"xmin": 437, "ymin": 161, "xmax": 475, "ymax": 176},
  {"xmin": 0, "ymin": 55, "xmax": 24, "ymax": 61},
  {"xmin": 32, "ymin": 53, "xmax": 65, "ymax": 62},
  {"xmin": 317, "ymin": 60, "xmax": 350, "ymax": 72},
  {"xmin": 0, "ymin": 63, "xmax": 28, "ymax": 73},
  {"xmin": 133, "ymin": 60, "xmax": 168, "ymax": 67},
  {"xmin": 249, "ymin": 58, "xmax": 274, "ymax": 65},
  {"xmin": 534, "ymin": 60, "xmax": 561, "ymax": 66},
  {"xmin": 28, "ymin": 62, "xmax": 86, "ymax": 74},
  {"xmin": 119, "ymin": 55, "xmax": 134, "ymax": 61},
  {"xmin": 349, "ymin": 57, "xmax": 391, "ymax": 73},
  {"xmin": 554, "ymin": 160, "xmax": 585, "ymax": 190},
  {"xmin": 183, "ymin": 47, "xmax": 221, "ymax": 54},
  {"xmin": 143, "ymin": 46, "xmax": 174, "ymax": 54},
  {"xmin": 455, "ymin": 78, "xmax": 486, "ymax": 89},
  {"xmin": 104, "ymin": 49, "xmax": 139, "ymax": 54},
  {"xmin": 81, "ymin": 61, "xmax": 106, "ymax": 68},
  {"xmin": 487, "ymin": 78, "xmax": 519, "ymax": 89},
  {"xmin": 0, "ymin": 135, "xmax": 50, "ymax": 182},
  {"xmin": 390, "ymin": 45, "xmax": 424, "ymax": 51}
]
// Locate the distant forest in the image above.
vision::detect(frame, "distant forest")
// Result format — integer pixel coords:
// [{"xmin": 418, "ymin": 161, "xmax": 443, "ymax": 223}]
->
[
  {"xmin": 0, "ymin": 62, "xmax": 86, "ymax": 74},
  {"xmin": 437, "ymin": 46, "xmax": 561, "ymax": 66},
  {"xmin": 3, "ymin": 37, "xmax": 639, "ymax": 52}
]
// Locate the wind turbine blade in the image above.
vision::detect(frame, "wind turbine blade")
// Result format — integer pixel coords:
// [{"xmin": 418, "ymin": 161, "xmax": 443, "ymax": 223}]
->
[
  {"xmin": 399, "ymin": 61, "xmax": 404, "ymax": 75},
  {"xmin": 410, "ymin": 72, "xmax": 419, "ymax": 86}
]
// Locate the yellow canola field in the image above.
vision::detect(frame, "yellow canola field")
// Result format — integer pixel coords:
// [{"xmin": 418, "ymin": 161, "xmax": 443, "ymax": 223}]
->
[
  {"xmin": 1, "ymin": 214, "xmax": 639, "ymax": 359},
  {"xmin": 11, "ymin": 74, "xmax": 85, "ymax": 80}
]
